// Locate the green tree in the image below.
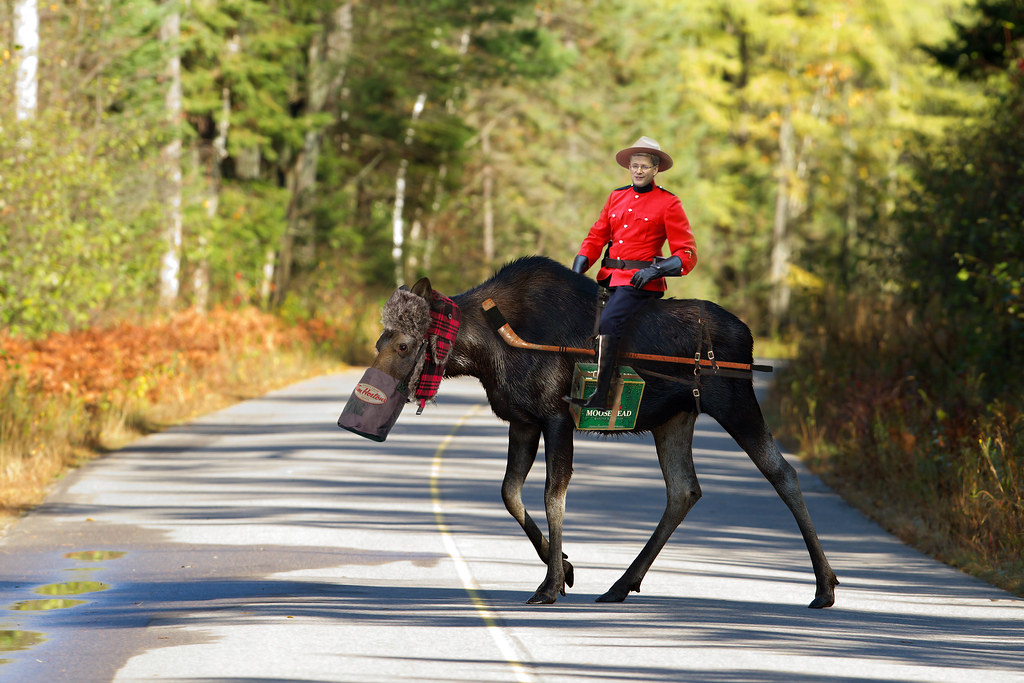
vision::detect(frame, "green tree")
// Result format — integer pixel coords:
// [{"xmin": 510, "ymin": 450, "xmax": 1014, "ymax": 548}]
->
[
  {"xmin": 175, "ymin": 0, "xmax": 326, "ymax": 307},
  {"xmin": 1, "ymin": 0, "xmax": 999, "ymax": 338},
  {"xmin": 898, "ymin": 0, "xmax": 1024, "ymax": 394},
  {"xmin": 925, "ymin": 0, "xmax": 1024, "ymax": 76},
  {"xmin": 465, "ymin": 0, "xmax": 963, "ymax": 332},
  {"xmin": 1, "ymin": 0, "xmax": 167, "ymax": 335},
  {"xmin": 305, "ymin": 0, "xmax": 566, "ymax": 293}
]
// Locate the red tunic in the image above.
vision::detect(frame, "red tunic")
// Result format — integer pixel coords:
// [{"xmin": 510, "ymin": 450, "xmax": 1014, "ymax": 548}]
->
[{"xmin": 577, "ymin": 184, "xmax": 697, "ymax": 291}]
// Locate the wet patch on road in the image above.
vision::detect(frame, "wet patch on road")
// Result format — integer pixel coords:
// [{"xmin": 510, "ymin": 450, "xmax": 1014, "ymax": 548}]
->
[
  {"xmin": 0, "ymin": 629, "xmax": 46, "ymax": 664},
  {"xmin": 0, "ymin": 550, "xmax": 126, "ymax": 666},
  {"xmin": 64, "ymin": 550, "xmax": 128, "ymax": 562}
]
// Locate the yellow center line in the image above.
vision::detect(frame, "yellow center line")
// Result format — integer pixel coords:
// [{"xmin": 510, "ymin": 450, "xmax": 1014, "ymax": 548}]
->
[{"xmin": 430, "ymin": 403, "xmax": 537, "ymax": 683}]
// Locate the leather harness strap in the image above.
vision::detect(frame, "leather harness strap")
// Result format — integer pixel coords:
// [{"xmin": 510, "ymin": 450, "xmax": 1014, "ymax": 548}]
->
[{"xmin": 481, "ymin": 298, "xmax": 772, "ymax": 374}]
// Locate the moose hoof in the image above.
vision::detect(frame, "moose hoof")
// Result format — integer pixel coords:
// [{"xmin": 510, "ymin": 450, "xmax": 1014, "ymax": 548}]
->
[
  {"xmin": 595, "ymin": 579, "xmax": 640, "ymax": 603},
  {"xmin": 808, "ymin": 593, "xmax": 835, "ymax": 609},
  {"xmin": 527, "ymin": 574, "xmax": 567, "ymax": 604},
  {"xmin": 595, "ymin": 590, "xmax": 627, "ymax": 603},
  {"xmin": 808, "ymin": 574, "xmax": 839, "ymax": 608},
  {"xmin": 564, "ymin": 559, "xmax": 575, "ymax": 589},
  {"xmin": 526, "ymin": 590, "xmax": 559, "ymax": 605}
]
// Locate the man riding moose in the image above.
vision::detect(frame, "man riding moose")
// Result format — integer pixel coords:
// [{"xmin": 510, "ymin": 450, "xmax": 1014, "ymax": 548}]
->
[
  {"xmin": 566, "ymin": 136, "xmax": 698, "ymax": 410},
  {"xmin": 340, "ymin": 134, "xmax": 839, "ymax": 609}
]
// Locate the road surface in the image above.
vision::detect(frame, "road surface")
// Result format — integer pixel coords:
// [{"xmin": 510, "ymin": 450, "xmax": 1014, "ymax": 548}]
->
[{"xmin": 1, "ymin": 369, "xmax": 1021, "ymax": 682}]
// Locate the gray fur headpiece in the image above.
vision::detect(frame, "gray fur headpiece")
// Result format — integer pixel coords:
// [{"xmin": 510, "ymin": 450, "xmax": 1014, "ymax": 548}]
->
[{"xmin": 381, "ymin": 287, "xmax": 430, "ymax": 338}]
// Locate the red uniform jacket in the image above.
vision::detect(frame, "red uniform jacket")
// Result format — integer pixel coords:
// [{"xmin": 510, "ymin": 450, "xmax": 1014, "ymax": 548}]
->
[{"xmin": 577, "ymin": 184, "xmax": 697, "ymax": 291}]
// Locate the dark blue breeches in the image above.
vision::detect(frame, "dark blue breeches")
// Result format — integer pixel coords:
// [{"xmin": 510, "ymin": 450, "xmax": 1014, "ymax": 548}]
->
[{"xmin": 598, "ymin": 285, "xmax": 663, "ymax": 338}]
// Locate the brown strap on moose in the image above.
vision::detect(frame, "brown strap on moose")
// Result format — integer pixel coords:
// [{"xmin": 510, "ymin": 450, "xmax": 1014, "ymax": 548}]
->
[{"xmin": 480, "ymin": 298, "xmax": 771, "ymax": 374}]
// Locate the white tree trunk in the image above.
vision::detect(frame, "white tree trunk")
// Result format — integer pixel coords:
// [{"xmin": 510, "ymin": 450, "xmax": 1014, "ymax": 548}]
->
[
  {"xmin": 261, "ymin": 248, "xmax": 276, "ymax": 306},
  {"xmin": 158, "ymin": 6, "xmax": 183, "ymax": 309},
  {"xmin": 392, "ymin": 92, "xmax": 427, "ymax": 287},
  {"xmin": 14, "ymin": 0, "xmax": 38, "ymax": 121},
  {"xmin": 392, "ymin": 161, "xmax": 409, "ymax": 287}
]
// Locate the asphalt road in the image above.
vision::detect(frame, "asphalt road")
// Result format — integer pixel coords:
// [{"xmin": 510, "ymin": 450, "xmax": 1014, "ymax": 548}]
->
[{"xmin": 1, "ymin": 369, "xmax": 1021, "ymax": 682}]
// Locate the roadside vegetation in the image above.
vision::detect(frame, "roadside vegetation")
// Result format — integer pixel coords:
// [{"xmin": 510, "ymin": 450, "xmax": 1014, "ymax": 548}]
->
[
  {"xmin": 0, "ymin": 306, "xmax": 379, "ymax": 528},
  {"xmin": 773, "ymin": 303, "xmax": 1023, "ymax": 597}
]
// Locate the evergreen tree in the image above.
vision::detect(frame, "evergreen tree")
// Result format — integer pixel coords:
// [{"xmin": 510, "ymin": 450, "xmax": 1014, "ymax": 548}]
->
[
  {"xmin": 924, "ymin": 0, "xmax": 1024, "ymax": 77},
  {"xmin": 898, "ymin": 0, "xmax": 1024, "ymax": 394}
]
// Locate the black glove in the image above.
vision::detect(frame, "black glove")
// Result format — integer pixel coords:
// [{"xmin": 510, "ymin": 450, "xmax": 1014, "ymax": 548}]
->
[
  {"xmin": 571, "ymin": 255, "xmax": 589, "ymax": 274},
  {"xmin": 630, "ymin": 255, "xmax": 683, "ymax": 288}
]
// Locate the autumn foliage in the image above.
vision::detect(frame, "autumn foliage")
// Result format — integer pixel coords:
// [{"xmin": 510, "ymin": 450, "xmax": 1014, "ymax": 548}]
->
[
  {"xmin": 1, "ymin": 307, "xmax": 333, "ymax": 403},
  {"xmin": 0, "ymin": 307, "xmax": 351, "ymax": 522}
]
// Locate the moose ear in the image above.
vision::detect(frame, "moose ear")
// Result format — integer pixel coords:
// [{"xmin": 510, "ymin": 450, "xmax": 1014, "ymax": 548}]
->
[{"xmin": 410, "ymin": 277, "xmax": 433, "ymax": 301}]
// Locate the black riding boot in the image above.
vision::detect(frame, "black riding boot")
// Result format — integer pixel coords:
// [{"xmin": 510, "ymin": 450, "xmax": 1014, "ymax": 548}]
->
[{"xmin": 566, "ymin": 334, "xmax": 619, "ymax": 410}]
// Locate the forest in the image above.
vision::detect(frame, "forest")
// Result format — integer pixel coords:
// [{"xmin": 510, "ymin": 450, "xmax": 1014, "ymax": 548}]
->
[{"xmin": 1, "ymin": 1, "xmax": 1021, "ymax": 592}]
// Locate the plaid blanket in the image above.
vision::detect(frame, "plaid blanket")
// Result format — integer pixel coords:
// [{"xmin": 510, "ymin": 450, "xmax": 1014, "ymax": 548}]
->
[{"xmin": 415, "ymin": 291, "xmax": 461, "ymax": 414}]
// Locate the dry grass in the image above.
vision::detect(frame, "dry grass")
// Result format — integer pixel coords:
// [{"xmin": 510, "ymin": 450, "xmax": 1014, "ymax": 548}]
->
[
  {"xmin": 769, "ymin": 292, "xmax": 1024, "ymax": 597},
  {"xmin": 0, "ymin": 306, "xmax": 367, "ymax": 529}
]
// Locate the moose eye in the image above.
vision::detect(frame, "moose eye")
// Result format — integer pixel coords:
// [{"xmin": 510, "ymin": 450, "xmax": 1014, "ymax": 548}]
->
[{"xmin": 398, "ymin": 343, "xmax": 409, "ymax": 353}]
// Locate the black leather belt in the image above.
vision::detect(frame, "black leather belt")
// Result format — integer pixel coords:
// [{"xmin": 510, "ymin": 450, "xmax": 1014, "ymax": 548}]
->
[{"xmin": 602, "ymin": 257, "xmax": 654, "ymax": 269}]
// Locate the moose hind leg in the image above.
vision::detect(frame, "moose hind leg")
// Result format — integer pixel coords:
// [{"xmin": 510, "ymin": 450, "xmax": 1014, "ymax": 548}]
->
[
  {"xmin": 598, "ymin": 410, "xmax": 701, "ymax": 603},
  {"xmin": 501, "ymin": 421, "xmax": 574, "ymax": 593},
  {"xmin": 725, "ymin": 404, "xmax": 839, "ymax": 608}
]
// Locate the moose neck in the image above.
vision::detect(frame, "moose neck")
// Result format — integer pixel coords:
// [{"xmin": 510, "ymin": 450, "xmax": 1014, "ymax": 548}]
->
[
  {"xmin": 426, "ymin": 256, "xmax": 599, "ymax": 406},
  {"xmin": 442, "ymin": 291, "xmax": 490, "ymax": 381}
]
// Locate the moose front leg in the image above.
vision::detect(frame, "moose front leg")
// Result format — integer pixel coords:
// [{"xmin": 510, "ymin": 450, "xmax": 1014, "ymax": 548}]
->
[
  {"xmin": 502, "ymin": 421, "xmax": 574, "ymax": 601},
  {"xmin": 526, "ymin": 418, "xmax": 576, "ymax": 604}
]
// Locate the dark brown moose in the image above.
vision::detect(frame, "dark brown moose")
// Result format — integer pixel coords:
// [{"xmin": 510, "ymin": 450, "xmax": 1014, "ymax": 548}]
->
[{"xmin": 367, "ymin": 256, "xmax": 838, "ymax": 607}]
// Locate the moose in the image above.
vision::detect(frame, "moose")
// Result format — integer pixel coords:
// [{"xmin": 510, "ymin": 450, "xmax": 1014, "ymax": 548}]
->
[{"xmin": 364, "ymin": 256, "xmax": 838, "ymax": 607}]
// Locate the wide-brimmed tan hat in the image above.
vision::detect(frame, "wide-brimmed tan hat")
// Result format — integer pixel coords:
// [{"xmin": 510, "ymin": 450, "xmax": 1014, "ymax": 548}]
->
[{"xmin": 615, "ymin": 136, "xmax": 673, "ymax": 172}]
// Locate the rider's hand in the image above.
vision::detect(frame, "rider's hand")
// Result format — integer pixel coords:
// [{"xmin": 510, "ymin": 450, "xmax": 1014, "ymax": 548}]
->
[
  {"xmin": 571, "ymin": 255, "xmax": 589, "ymax": 274},
  {"xmin": 630, "ymin": 266, "xmax": 660, "ymax": 289},
  {"xmin": 630, "ymin": 254, "xmax": 684, "ymax": 288}
]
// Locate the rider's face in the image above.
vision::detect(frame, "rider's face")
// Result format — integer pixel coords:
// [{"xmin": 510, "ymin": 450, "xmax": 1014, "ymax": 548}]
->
[{"xmin": 628, "ymin": 155, "xmax": 658, "ymax": 188}]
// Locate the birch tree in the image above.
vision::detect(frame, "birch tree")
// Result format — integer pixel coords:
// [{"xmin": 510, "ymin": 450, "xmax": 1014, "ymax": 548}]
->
[
  {"xmin": 391, "ymin": 91, "xmax": 426, "ymax": 287},
  {"xmin": 158, "ymin": 2, "xmax": 183, "ymax": 309},
  {"xmin": 13, "ymin": 0, "xmax": 37, "ymax": 121}
]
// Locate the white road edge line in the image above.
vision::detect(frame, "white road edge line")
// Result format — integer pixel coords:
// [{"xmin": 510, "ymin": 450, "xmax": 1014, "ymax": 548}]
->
[{"xmin": 430, "ymin": 404, "xmax": 538, "ymax": 683}]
